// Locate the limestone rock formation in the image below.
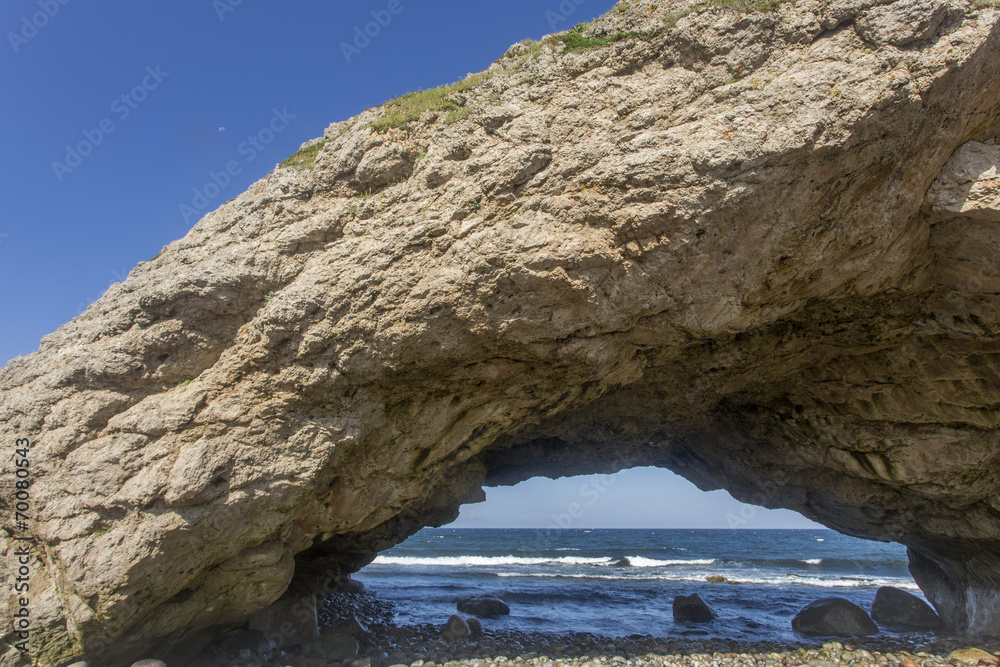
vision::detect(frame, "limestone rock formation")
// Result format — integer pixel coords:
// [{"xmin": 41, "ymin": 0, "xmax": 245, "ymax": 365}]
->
[{"xmin": 1, "ymin": 0, "xmax": 1000, "ymax": 664}]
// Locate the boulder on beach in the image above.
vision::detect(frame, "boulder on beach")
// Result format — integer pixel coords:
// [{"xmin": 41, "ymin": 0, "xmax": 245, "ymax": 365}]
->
[
  {"xmin": 673, "ymin": 594, "xmax": 718, "ymax": 623},
  {"xmin": 467, "ymin": 617, "xmax": 483, "ymax": 640},
  {"xmin": 947, "ymin": 648, "xmax": 999, "ymax": 665},
  {"xmin": 792, "ymin": 597, "xmax": 879, "ymax": 636},
  {"xmin": 442, "ymin": 614, "xmax": 471, "ymax": 641},
  {"xmin": 870, "ymin": 586, "xmax": 941, "ymax": 630},
  {"xmin": 705, "ymin": 575, "xmax": 727, "ymax": 583},
  {"xmin": 457, "ymin": 595, "xmax": 510, "ymax": 617},
  {"xmin": 308, "ymin": 629, "xmax": 360, "ymax": 661}
]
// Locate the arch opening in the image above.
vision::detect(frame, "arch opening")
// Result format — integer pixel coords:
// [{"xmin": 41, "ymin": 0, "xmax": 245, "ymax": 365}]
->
[{"xmin": 349, "ymin": 468, "xmax": 924, "ymax": 643}]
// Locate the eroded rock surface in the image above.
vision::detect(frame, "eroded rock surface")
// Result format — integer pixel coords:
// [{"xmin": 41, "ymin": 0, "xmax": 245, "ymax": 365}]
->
[{"xmin": 1, "ymin": 0, "xmax": 999, "ymax": 664}]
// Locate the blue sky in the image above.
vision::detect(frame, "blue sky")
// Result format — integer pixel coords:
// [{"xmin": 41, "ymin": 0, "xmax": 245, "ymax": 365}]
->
[
  {"xmin": 1, "ymin": 0, "xmax": 821, "ymax": 529},
  {"xmin": 452, "ymin": 467, "xmax": 822, "ymax": 529}
]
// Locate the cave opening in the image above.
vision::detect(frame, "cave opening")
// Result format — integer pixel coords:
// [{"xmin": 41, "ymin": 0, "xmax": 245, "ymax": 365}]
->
[{"xmin": 350, "ymin": 467, "xmax": 925, "ymax": 643}]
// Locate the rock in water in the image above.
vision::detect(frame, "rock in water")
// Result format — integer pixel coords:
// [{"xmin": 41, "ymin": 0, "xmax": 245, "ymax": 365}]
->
[
  {"xmin": 442, "ymin": 615, "xmax": 471, "ymax": 642},
  {"xmin": 2, "ymin": 0, "xmax": 1000, "ymax": 663},
  {"xmin": 792, "ymin": 597, "xmax": 879, "ymax": 636},
  {"xmin": 870, "ymin": 585, "xmax": 942, "ymax": 630},
  {"xmin": 457, "ymin": 595, "xmax": 510, "ymax": 617},
  {"xmin": 705, "ymin": 575, "xmax": 727, "ymax": 584},
  {"xmin": 673, "ymin": 594, "xmax": 718, "ymax": 623}
]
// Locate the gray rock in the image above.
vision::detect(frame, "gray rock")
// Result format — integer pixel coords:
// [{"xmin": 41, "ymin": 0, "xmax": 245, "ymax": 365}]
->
[
  {"xmin": 672, "ymin": 594, "xmax": 718, "ymax": 623},
  {"xmin": 466, "ymin": 617, "xmax": 483, "ymax": 640},
  {"xmin": 457, "ymin": 595, "xmax": 510, "ymax": 617},
  {"xmin": 792, "ymin": 597, "xmax": 879, "ymax": 636},
  {"xmin": 308, "ymin": 630, "xmax": 360, "ymax": 661},
  {"xmin": 441, "ymin": 614, "xmax": 471, "ymax": 641},
  {"xmin": 871, "ymin": 586, "xmax": 942, "ymax": 630},
  {"xmin": 330, "ymin": 616, "xmax": 369, "ymax": 636},
  {"xmin": 130, "ymin": 661, "xmax": 167, "ymax": 667}
]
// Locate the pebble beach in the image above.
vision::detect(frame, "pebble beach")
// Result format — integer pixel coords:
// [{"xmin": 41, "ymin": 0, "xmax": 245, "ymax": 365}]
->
[{"xmin": 182, "ymin": 588, "xmax": 1000, "ymax": 667}]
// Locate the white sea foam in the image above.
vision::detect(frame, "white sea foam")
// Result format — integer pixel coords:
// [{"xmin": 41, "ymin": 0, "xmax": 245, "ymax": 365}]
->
[
  {"xmin": 372, "ymin": 555, "xmax": 716, "ymax": 567},
  {"xmin": 801, "ymin": 558, "xmax": 823, "ymax": 565},
  {"xmin": 625, "ymin": 556, "xmax": 716, "ymax": 567},
  {"xmin": 495, "ymin": 571, "xmax": 919, "ymax": 590}
]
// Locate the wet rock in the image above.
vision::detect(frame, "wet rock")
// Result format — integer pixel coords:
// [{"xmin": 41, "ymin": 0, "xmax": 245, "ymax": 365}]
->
[
  {"xmin": 792, "ymin": 597, "xmax": 879, "ymax": 636},
  {"xmin": 705, "ymin": 575, "xmax": 727, "ymax": 584},
  {"xmin": 673, "ymin": 594, "xmax": 718, "ymax": 623},
  {"xmin": 467, "ymin": 618, "xmax": 483, "ymax": 640},
  {"xmin": 871, "ymin": 586, "xmax": 942, "ymax": 630},
  {"xmin": 457, "ymin": 595, "xmax": 510, "ymax": 617},
  {"xmin": 130, "ymin": 661, "xmax": 167, "ymax": 667},
  {"xmin": 442, "ymin": 615, "xmax": 471, "ymax": 642}
]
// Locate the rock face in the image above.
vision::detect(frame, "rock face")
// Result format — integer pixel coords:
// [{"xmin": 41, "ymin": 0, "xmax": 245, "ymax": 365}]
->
[
  {"xmin": 673, "ymin": 594, "xmax": 718, "ymax": 623},
  {"xmin": 791, "ymin": 598, "xmax": 879, "ymax": 636},
  {"xmin": 870, "ymin": 586, "xmax": 942, "ymax": 630},
  {"xmin": 0, "ymin": 0, "xmax": 999, "ymax": 664},
  {"xmin": 457, "ymin": 595, "xmax": 510, "ymax": 617}
]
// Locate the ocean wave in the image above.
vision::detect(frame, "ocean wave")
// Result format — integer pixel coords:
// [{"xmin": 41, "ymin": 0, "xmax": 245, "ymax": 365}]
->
[
  {"xmin": 494, "ymin": 571, "xmax": 919, "ymax": 589},
  {"xmin": 372, "ymin": 555, "xmax": 716, "ymax": 567},
  {"xmin": 800, "ymin": 559, "xmax": 823, "ymax": 565}
]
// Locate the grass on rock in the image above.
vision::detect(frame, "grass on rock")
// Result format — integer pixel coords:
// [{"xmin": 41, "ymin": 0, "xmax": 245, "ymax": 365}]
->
[
  {"xmin": 280, "ymin": 139, "xmax": 327, "ymax": 170},
  {"xmin": 370, "ymin": 72, "xmax": 492, "ymax": 133}
]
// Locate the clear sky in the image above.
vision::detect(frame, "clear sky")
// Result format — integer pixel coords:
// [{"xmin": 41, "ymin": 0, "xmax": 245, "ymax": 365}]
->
[
  {"xmin": 453, "ymin": 467, "xmax": 823, "ymax": 529},
  {"xmin": 2, "ymin": 1, "xmax": 823, "ymax": 530}
]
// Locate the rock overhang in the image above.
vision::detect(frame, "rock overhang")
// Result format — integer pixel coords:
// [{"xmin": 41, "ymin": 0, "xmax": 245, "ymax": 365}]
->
[{"xmin": 1, "ymin": 0, "xmax": 1000, "ymax": 664}]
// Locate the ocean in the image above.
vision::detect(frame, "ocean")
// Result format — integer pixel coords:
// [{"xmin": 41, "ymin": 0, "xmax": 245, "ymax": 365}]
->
[{"xmin": 355, "ymin": 528, "xmax": 931, "ymax": 643}]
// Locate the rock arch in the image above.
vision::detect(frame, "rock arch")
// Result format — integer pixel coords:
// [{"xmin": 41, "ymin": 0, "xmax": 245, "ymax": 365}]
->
[{"xmin": 2, "ymin": 0, "xmax": 1000, "ymax": 664}]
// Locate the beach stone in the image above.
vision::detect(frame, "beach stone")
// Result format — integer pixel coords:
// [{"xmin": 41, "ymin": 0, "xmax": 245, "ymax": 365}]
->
[
  {"xmin": 330, "ymin": 616, "xmax": 369, "ymax": 637},
  {"xmin": 66, "ymin": 663, "xmax": 89, "ymax": 667},
  {"xmin": 948, "ymin": 649, "xmax": 999, "ymax": 665},
  {"xmin": 458, "ymin": 595, "xmax": 510, "ymax": 617},
  {"xmin": 871, "ymin": 586, "xmax": 942, "ymax": 630},
  {"xmin": 442, "ymin": 615, "xmax": 471, "ymax": 641},
  {"xmin": 673, "ymin": 594, "xmax": 718, "ymax": 623},
  {"xmin": 705, "ymin": 575, "xmax": 727, "ymax": 584},
  {"xmin": 792, "ymin": 597, "xmax": 879, "ymax": 636},
  {"xmin": 130, "ymin": 661, "xmax": 167, "ymax": 667},
  {"xmin": 310, "ymin": 630, "xmax": 359, "ymax": 661},
  {"xmin": 467, "ymin": 618, "xmax": 483, "ymax": 640}
]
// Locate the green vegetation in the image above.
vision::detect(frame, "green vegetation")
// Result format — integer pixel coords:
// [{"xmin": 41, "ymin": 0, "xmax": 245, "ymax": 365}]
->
[
  {"xmin": 557, "ymin": 23, "xmax": 648, "ymax": 52},
  {"xmin": 280, "ymin": 139, "xmax": 327, "ymax": 170},
  {"xmin": 178, "ymin": 376, "xmax": 195, "ymax": 387},
  {"xmin": 466, "ymin": 196, "xmax": 481, "ymax": 211},
  {"xmin": 264, "ymin": 291, "xmax": 277, "ymax": 302},
  {"xmin": 358, "ymin": 188, "xmax": 376, "ymax": 199},
  {"xmin": 664, "ymin": 0, "xmax": 788, "ymax": 28},
  {"xmin": 370, "ymin": 72, "xmax": 492, "ymax": 133}
]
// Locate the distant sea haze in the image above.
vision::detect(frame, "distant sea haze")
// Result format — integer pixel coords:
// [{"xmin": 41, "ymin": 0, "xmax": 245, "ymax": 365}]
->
[{"xmin": 358, "ymin": 528, "xmax": 926, "ymax": 642}]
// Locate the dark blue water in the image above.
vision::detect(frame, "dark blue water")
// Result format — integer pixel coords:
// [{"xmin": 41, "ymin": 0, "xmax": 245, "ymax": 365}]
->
[{"xmin": 356, "ymin": 528, "xmax": 929, "ymax": 642}]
